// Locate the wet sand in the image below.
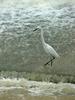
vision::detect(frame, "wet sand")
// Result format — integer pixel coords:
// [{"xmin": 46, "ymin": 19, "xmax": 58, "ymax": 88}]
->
[
  {"xmin": 0, "ymin": 88, "xmax": 75, "ymax": 100},
  {"xmin": 0, "ymin": 93, "xmax": 75, "ymax": 100}
]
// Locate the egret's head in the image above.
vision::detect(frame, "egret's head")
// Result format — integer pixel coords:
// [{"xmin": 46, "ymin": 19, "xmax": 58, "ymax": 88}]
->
[{"xmin": 33, "ymin": 26, "xmax": 41, "ymax": 32}]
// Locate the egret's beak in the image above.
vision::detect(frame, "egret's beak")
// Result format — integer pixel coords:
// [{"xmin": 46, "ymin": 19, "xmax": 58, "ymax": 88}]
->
[{"xmin": 33, "ymin": 28, "xmax": 38, "ymax": 32}]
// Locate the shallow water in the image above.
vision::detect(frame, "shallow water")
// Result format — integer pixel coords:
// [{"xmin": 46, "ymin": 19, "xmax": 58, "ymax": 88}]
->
[
  {"xmin": 0, "ymin": 4, "xmax": 75, "ymax": 74},
  {"xmin": 0, "ymin": 78, "xmax": 75, "ymax": 100},
  {"xmin": 0, "ymin": 1, "xmax": 75, "ymax": 100}
]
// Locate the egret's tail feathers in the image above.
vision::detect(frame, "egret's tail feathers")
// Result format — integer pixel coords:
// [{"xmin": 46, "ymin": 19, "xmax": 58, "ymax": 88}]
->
[{"xmin": 55, "ymin": 53, "xmax": 60, "ymax": 58}]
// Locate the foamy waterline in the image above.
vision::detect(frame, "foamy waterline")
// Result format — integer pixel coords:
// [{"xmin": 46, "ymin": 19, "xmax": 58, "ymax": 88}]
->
[
  {"xmin": 0, "ymin": 78, "xmax": 75, "ymax": 96},
  {"xmin": 0, "ymin": 0, "xmax": 75, "ymax": 8}
]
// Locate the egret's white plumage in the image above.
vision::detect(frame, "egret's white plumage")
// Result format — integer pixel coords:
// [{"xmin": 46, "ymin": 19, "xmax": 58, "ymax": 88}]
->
[
  {"xmin": 43, "ymin": 43, "xmax": 59, "ymax": 58},
  {"xmin": 33, "ymin": 26, "xmax": 59, "ymax": 66}
]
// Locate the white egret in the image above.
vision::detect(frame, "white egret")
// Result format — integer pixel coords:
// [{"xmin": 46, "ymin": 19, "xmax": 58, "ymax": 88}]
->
[{"xmin": 33, "ymin": 26, "xmax": 59, "ymax": 66}]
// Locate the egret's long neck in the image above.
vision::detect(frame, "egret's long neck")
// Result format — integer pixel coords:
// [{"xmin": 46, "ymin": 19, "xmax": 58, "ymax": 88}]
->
[{"xmin": 40, "ymin": 28, "xmax": 45, "ymax": 45}]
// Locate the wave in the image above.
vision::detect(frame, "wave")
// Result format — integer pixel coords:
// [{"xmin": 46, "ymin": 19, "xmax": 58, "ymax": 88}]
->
[
  {"xmin": 0, "ymin": 0, "xmax": 75, "ymax": 8},
  {"xmin": 0, "ymin": 78, "xmax": 75, "ymax": 96}
]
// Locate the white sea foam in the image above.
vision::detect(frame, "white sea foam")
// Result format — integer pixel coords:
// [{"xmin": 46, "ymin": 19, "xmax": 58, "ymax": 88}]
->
[
  {"xmin": 0, "ymin": 78, "xmax": 75, "ymax": 96},
  {"xmin": 0, "ymin": 0, "xmax": 75, "ymax": 8},
  {"xmin": 0, "ymin": 4, "xmax": 75, "ymax": 36}
]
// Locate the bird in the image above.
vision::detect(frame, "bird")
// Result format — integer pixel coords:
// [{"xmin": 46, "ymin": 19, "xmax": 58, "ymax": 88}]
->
[{"xmin": 33, "ymin": 26, "xmax": 59, "ymax": 66}]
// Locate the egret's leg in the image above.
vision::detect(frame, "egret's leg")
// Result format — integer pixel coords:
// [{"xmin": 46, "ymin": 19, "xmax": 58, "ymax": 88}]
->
[
  {"xmin": 44, "ymin": 56, "xmax": 55, "ymax": 66},
  {"xmin": 51, "ymin": 60, "xmax": 53, "ymax": 66},
  {"xmin": 44, "ymin": 56, "xmax": 52, "ymax": 66},
  {"xmin": 51, "ymin": 57, "xmax": 55, "ymax": 66},
  {"xmin": 44, "ymin": 60, "xmax": 51, "ymax": 66}
]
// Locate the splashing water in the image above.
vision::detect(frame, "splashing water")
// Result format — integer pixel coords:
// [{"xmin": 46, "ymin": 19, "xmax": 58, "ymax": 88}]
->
[
  {"xmin": 0, "ymin": 78, "xmax": 75, "ymax": 96},
  {"xmin": 0, "ymin": 0, "xmax": 75, "ymax": 8}
]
